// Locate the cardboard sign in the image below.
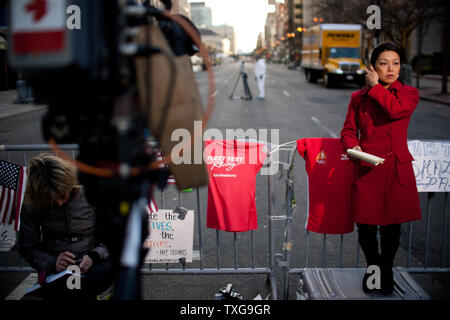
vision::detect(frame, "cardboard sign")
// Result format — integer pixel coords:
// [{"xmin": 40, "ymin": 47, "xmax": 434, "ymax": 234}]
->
[
  {"xmin": 0, "ymin": 223, "xmax": 16, "ymax": 252},
  {"xmin": 408, "ymin": 140, "xmax": 450, "ymax": 192},
  {"xmin": 143, "ymin": 209, "xmax": 194, "ymax": 264}
]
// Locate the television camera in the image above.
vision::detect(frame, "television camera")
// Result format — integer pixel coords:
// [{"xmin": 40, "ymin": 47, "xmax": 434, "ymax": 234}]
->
[{"xmin": 8, "ymin": 0, "xmax": 210, "ymax": 299}]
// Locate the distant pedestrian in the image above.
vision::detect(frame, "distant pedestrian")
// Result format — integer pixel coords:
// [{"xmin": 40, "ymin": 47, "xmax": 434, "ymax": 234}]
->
[
  {"xmin": 229, "ymin": 60, "xmax": 252, "ymax": 100},
  {"xmin": 254, "ymin": 55, "xmax": 266, "ymax": 100},
  {"xmin": 239, "ymin": 61, "xmax": 252, "ymax": 100},
  {"xmin": 341, "ymin": 42, "xmax": 421, "ymax": 295}
]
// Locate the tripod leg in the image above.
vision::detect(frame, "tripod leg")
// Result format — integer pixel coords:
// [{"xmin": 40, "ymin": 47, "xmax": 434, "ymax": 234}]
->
[
  {"xmin": 229, "ymin": 72, "xmax": 242, "ymax": 99},
  {"xmin": 243, "ymin": 73, "xmax": 252, "ymax": 100}
]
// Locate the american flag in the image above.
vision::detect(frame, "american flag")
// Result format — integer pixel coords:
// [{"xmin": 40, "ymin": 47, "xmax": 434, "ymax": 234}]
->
[
  {"xmin": 155, "ymin": 150, "xmax": 176, "ymax": 185},
  {"xmin": 0, "ymin": 161, "xmax": 27, "ymax": 231},
  {"xmin": 145, "ymin": 150, "xmax": 177, "ymax": 215},
  {"xmin": 147, "ymin": 197, "xmax": 159, "ymax": 214}
]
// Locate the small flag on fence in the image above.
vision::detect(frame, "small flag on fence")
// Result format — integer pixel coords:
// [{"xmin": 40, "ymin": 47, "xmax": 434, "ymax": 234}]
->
[
  {"xmin": 0, "ymin": 160, "xmax": 27, "ymax": 231},
  {"xmin": 147, "ymin": 197, "xmax": 159, "ymax": 214},
  {"xmin": 154, "ymin": 150, "xmax": 176, "ymax": 186},
  {"xmin": 155, "ymin": 151, "xmax": 165, "ymax": 169},
  {"xmin": 167, "ymin": 175, "xmax": 176, "ymax": 185}
]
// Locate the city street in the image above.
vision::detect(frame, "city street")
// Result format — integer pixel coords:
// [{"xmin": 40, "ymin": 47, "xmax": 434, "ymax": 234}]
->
[{"xmin": 1, "ymin": 61, "xmax": 450, "ymax": 300}]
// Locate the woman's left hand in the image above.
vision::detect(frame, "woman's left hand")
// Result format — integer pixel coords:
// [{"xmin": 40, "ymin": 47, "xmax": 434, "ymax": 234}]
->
[
  {"xmin": 365, "ymin": 65, "xmax": 379, "ymax": 87},
  {"xmin": 79, "ymin": 255, "xmax": 93, "ymax": 274}
]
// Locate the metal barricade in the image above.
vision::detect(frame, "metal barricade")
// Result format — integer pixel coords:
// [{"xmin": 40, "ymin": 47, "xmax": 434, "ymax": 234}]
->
[
  {"xmin": 140, "ymin": 175, "xmax": 279, "ymax": 301},
  {"xmin": 0, "ymin": 144, "xmax": 285, "ymax": 299},
  {"xmin": 2, "ymin": 143, "xmax": 449, "ymax": 300},
  {"xmin": 280, "ymin": 145, "xmax": 450, "ymax": 300}
]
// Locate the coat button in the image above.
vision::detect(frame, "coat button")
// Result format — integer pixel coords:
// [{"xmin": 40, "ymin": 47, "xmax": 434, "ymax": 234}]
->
[
  {"xmin": 364, "ymin": 111, "xmax": 368, "ymax": 117},
  {"xmin": 386, "ymin": 129, "xmax": 392, "ymax": 136},
  {"xmin": 387, "ymin": 151, "xmax": 392, "ymax": 157}
]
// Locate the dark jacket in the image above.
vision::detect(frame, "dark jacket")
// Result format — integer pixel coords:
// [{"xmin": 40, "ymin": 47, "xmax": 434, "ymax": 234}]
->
[
  {"xmin": 18, "ymin": 188, "xmax": 109, "ymax": 273},
  {"xmin": 340, "ymin": 80, "xmax": 422, "ymax": 226}
]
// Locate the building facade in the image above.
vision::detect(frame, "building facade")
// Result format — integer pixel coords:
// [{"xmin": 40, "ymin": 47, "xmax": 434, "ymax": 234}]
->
[
  {"xmin": 210, "ymin": 25, "xmax": 236, "ymax": 55},
  {"xmin": 172, "ymin": 0, "xmax": 191, "ymax": 18},
  {"xmin": 264, "ymin": 0, "xmax": 289, "ymax": 62},
  {"xmin": 190, "ymin": 2, "xmax": 212, "ymax": 28}
]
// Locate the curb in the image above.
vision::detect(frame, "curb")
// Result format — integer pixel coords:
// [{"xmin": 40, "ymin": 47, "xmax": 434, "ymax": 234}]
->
[
  {"xmin": 0, "ymin": 105, "xmax": 47, "ymax": 121},
  {"xmin": 0, "ymin": 95, "xmax": 448, "ymax": 121},
  {"xmin": 419, "ymin": 95, "xmax": 450, "ymax": 106}
]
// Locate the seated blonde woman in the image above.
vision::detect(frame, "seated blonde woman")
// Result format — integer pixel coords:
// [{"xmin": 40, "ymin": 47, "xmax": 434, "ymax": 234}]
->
[{"xmin": 19, "ymin": 153, "xmax": 113, "ymax": 300}]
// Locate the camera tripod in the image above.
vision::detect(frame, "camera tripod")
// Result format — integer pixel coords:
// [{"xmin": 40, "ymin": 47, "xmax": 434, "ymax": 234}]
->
[{"xmin": 229, "ymin": 63, "xmax": 252, "ymax": 100}]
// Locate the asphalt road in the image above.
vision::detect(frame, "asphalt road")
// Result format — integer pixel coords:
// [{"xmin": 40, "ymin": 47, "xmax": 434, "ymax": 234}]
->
[{"xmin": 1, "ymin": 61, "xmax": 449, "ymax": 300}]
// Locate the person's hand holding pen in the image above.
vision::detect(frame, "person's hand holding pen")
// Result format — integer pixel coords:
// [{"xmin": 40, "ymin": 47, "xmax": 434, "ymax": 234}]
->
[
  {"xmin": 56, "ymin": 251, "xmax": 76, "ymax": 272},
  {"xmin": 365, "ymin": 65, "xmax": 379, "ymax": 87},
  {"xmin": 56, "ymin": 251, "xmax": 93, "ymax": 273}
]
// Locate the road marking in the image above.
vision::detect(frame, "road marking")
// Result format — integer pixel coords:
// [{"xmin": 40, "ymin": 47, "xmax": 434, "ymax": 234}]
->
[
  {"xmin": 310, "ymin": 116, "xmax": 338, "ymax": 138},
  {"xmin": 283, "ymin": 90, "xmax": 290, "ymax": 97},
  {"xmin": 5, "ymin": 272, "xmax": 37, "ymax": 300}
]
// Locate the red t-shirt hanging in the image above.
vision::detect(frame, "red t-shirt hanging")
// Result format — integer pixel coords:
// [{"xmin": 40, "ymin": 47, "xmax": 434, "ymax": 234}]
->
[
  {"xmin": 205, "ymin": 140, "xmax": 267, "ymax": 232},
  {"xmin": 297, "ymin": 138, "xmax": 355, "ymax": 234}
]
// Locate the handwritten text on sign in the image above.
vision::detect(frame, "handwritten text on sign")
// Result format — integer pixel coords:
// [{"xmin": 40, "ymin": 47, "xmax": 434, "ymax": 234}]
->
[
  {"xmin": 0, "ymin": 223, "xmax": 16, "ymax": 252},
  {"xmin": 407, "ymin": 140, "xmax": 450, "ymax": 192},
  {"xmin": 143, "ymin": 209, "xmax": 194, "ymax": 264}
]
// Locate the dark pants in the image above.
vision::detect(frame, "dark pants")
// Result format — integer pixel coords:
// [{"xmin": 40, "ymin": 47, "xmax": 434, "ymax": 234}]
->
[
  {"xmin": 357, "ymin": 223, "xmax": 401, "ymax": 269},
  {"xmin": 242, "ymin": 73, "xmax": 252, "ymax": 100},
  {"xmin": 35, "ymin": 260, "xmax": 114, "ymax": 300}
]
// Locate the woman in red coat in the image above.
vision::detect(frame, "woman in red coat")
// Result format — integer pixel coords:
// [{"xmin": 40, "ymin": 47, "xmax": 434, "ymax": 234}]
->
[{"xmin": 340, "ymin": 42, "xmax": 421, "ymax": 294}]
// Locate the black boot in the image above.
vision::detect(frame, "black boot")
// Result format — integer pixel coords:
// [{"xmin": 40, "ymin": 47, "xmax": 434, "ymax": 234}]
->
[
  {"xmin": 380, "ymin": 265, "xmax": 394, "ymax": 295},
  {"xmin": 379, "ymin": 224, "xmax": 401, "ymax": 295},
  {"xmin": 357, "ymin": 224, "xmax": 381, "ymax": 293},
  {"xmin": 362, "ymin": 267, "xmax": 381, "ymax": 293}
]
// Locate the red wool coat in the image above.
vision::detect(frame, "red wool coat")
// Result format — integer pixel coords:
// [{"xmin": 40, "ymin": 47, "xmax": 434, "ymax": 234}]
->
[{"xmin": 340, "ymin": 80, "xmax": 422, "ymax": 226}]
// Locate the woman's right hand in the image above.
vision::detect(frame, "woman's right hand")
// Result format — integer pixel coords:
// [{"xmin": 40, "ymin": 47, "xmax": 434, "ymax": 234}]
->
[
  {"xmin": 365, "ymin": 65, "xmax": 379, "ymax": 87},
  {"xmin": 56, "ymin": 251, "xmax": 76, "ymax": 272},
  {"xmin": 349, "ymin": 146, "xmax": 362, "ymax": 161}
]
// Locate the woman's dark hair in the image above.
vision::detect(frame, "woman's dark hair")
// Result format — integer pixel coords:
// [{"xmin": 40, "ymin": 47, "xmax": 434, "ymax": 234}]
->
[{"xmin": 370, "ymin": 41, "xmax": 403, "ymax": 67}]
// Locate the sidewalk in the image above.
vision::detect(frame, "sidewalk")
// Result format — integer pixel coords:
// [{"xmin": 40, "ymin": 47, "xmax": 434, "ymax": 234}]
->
[
  {"xmin": 0, "ymin": 90, "xmax": 47, "ymax": 121},
  {"xmin": 413, "ymin": 74, "xmax": 450, "ymax": 106}
]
